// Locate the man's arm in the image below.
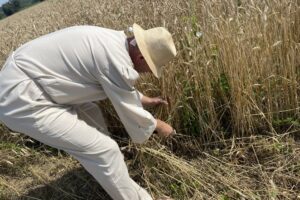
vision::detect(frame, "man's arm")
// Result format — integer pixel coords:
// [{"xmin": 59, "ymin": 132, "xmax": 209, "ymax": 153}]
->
[{"xmin": 139, "ymin": 92, "xmax": 174, "ymax": 137}]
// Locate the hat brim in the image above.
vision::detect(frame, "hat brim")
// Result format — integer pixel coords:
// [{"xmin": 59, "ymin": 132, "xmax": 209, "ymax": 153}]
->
[{"xmin": 132, "ymin": 23, "xmax": 161, "ymax": 78}]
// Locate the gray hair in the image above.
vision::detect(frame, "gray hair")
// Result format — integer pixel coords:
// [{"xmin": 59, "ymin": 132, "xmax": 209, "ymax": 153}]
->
[{"xmin": 129, "ymin": 39, "xmax": 137, "ymax": 47}]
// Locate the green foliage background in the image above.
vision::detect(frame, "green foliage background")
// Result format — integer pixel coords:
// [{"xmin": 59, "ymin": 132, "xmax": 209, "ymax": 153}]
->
[{"xmin": 0, "ymin": 0, "xmax": 44, "ymax": 17}]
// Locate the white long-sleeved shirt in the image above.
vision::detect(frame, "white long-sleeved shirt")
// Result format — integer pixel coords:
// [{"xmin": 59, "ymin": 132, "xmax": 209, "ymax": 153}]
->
[{"xmin": 12, "ymin": 25, "xmax": 156, "ymax": 144}]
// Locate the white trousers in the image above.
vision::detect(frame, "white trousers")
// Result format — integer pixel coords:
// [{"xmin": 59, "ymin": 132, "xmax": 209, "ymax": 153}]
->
[{"xmin": 0, "ymin": 55, "xmax": 153, "ymax": 200}]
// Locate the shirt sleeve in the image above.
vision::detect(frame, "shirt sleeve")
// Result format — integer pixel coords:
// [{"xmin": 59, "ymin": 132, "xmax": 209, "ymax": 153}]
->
[
  {"xmin": 98, "ymin": 74, "xmax": 157, "ymax": 144},
  {"xmin": 137, "ymin": 91, "xmax": 144, "ymax": 99}
]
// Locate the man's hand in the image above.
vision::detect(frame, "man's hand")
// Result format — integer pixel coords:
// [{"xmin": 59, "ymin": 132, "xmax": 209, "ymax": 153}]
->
[
  {"xmin": 155, "ymin": 119, "xmax": 175, "ymax": 137},
  {"xmin": 141, "ymin": 95, "xmax": 168, "ymax": 107},
  {"xmin": 150, "ymin": 97, "xmax": 168, "ymax": 106}
]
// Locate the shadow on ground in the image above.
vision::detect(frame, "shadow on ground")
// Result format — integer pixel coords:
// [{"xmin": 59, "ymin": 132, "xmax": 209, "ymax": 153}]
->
[{"xmin": 20, "ymin": 167, "xmax": 112, "ymax": 200}]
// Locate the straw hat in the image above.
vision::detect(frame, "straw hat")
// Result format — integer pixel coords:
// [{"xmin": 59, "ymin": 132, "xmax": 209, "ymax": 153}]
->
[{"xmin": 132, "ymin": 23, "xmax": 176, "ymax": 78}]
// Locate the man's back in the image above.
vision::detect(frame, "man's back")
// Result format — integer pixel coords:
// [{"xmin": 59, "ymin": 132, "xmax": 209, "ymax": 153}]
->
[{"xmin": 11, "ymin": 26, "xmax": 134, "ymax": 104}]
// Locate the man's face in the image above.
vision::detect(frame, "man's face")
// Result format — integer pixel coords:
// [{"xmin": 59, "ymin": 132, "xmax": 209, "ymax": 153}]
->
[{"xmin": 133, "ymin": 48, "xmax": 152, "ymax": 73}]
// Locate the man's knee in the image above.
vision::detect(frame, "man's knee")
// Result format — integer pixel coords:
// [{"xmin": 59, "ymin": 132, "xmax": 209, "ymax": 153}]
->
[
  {"xmin": 83, "ymin": 135, "xmax": 121, "ymax": 158},
  {"xmin": 104, "ymin": 137, "xmax": 121, "ymax": 155}
]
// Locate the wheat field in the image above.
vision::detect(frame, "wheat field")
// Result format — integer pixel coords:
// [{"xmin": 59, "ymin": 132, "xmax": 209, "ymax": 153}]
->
[{"xmin": 0, "ymin": 0, "xmax": 299, "ymax": 199}]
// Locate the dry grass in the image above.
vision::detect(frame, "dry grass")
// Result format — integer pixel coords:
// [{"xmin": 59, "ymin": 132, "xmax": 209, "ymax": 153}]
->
[
  {"xmin": 1, "ymin": 130, "xmax": 299, "ymax": 199},
  {"xmin": 0, "ymin": 0, "xmax": 299, "ymax": 199}
]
